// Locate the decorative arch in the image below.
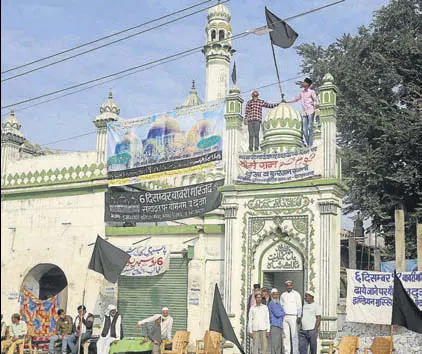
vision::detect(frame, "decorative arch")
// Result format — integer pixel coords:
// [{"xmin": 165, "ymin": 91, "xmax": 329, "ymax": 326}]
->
[
  {"xmin": 21, "ymin": 263, "xmax": 68, "ymax": 310},
  {"xmin": 210, "ymin": 29, "xmax": 216, "ymax": 41},
  {"xmin": 218, "ymin": 29, "xmax": 225, "ymax": 41}
]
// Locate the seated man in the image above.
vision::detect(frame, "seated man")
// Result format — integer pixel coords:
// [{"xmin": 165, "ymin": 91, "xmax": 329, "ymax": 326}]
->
[
  {"xmin": 49, "ymin": 309, "xmax": 73, "ymax": 354},
  {"xmin": 96, "ymin": 305, "xmax": 122, "ymax": 354},
  {"xmin": 141, "ymin": 317, "xmax": 161, "ymax": 354},
  {"xmin": 1, "ymin": 314, "xmax": 9, "ymax": 341},
  {"xmin": 68, "ymin": 306, "xmax": 94, "ymax": 354},
  {"xmin": 1, "ymin": 314, "xmax": 27, "ymax": 354}
]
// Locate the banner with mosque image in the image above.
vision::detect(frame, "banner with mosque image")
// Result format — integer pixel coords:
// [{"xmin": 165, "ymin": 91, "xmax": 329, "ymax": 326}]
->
[
  {"xmin": 20, "ymin": 288, "xmax": 60, "ymax": 336},
  {"xmin": 107, "ymin": 102, "xmax": 224, "ymax": 186}
]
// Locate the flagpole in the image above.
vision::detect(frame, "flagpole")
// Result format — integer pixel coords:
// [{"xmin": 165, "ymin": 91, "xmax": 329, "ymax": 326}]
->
[{"xmin": 270, "ymin": 40, "xmax": 284, "ymax": 100}]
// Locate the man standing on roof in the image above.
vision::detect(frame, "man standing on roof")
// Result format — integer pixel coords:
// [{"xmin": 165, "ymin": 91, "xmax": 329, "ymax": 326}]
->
[
  {"xmin": 285, "ymin": 78, "xmax": 319, "ymax": 147},
  {"xmin": 245, "ymin": 91, "xmax": 280, "ymax": 152}
]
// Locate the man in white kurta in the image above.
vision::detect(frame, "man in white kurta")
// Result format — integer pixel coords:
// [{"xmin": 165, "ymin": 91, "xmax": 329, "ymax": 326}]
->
[
  {"xmin": 280, "ymin": 281, "xmax": 302, "ymax": 354},
  {"xmin": 96, "ymin": 305, "xmax": 122, "ymax": 354},
  {"xmin": 136, "ymin": 307, "xmax": 173, "ymax": 340},
  {"xmin": 248, "ymin": 294, "xmax": 270, "ymax": 354}
]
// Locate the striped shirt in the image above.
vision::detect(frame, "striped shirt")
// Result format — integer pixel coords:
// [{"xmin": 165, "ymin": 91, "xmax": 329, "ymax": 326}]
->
[{"xmin": 245, "ymin": 99, "xmax": 279, "ymax": 121}]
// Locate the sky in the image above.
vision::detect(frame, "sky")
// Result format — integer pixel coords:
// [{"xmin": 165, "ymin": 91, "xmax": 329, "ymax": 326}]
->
[{"xmin": 1, "ymin": 0, "xmax": 390, "ymax": 229}]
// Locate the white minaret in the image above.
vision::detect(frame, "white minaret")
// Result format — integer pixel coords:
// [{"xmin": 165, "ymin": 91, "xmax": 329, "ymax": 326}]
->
[
  {"xmin": 202, "ymin": 3, "xmax": 235, "ymax": 102},
  {"xmin": 1, "ymin": 110, "xmax": 24, "ymax": 180},
  {"xmin": 93, "ymin": 91, "xmax": 120, "ymax": 163}
]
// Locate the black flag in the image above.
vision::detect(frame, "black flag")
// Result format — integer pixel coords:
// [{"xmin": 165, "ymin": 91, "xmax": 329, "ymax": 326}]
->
[
  {"xmin": 232, "ymin": 61, "xmax": 237, "ymax": 86},
  {"xmin": 88, "ymin": 236, "xmax": 131, "ymax": 283},
  {"xmin": 209, "ymin": 284, "xmax": 245, "ymax": 354},
  {"xmin": 391, "ymin": 272, "xmax": 422, "ymax": 333},
  {"xmin": 265, "ymin": 7, "xmax": 298, "ymax": 48}
]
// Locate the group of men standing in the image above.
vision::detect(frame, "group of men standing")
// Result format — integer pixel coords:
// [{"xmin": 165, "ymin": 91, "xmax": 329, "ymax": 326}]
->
[{"xmin": 247, "ymin": 281, "xmax": 321, "ymax": 354}]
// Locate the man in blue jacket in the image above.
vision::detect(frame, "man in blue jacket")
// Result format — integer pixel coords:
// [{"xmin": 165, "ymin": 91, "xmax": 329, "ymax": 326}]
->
[{"xmin": 268, "ymin": 289, "xmax": 286, "ymax": 354}]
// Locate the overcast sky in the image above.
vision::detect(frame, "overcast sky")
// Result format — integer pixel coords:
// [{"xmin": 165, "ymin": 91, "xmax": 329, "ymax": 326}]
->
[{"xmin": 1, "ymin": 0, "xmax": 390, "ymax": 229}]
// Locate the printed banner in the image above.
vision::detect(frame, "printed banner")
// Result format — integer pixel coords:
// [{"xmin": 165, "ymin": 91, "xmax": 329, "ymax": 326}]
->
[
  {"xmin": 107, "ymin": 102, "xmax": 224, "ymax": 186},
  {"xmin": 237, "ymin": 145, "xmax": 322, "ymax": 184},
  {"xmin": 121, "ymin": 245, "xmax": 170, "ymax": 276},
  {"xmin": 20, "ymin": 288, "xmax": 60, "ymax": 336},
  {"xmin": 346, "ymin": 269, "xmax": 422, "ymax": 325},
  {"xmin": 105, "ymin": 179, "xmax": 224, "ymax": 222}
]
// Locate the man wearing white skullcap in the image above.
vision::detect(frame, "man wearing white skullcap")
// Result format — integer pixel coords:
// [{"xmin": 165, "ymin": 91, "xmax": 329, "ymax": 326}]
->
[
  {"xmin": 268, "ymin": 289, "xmax": 285, "ymax": 354},
  {"xmin": 136, "ymin": 307, "xmax": 173, "ymax": 340},
  {"xmin": 299, "ymin": 291, "xmax": 321, "ymax": 354},
  {"xmin": 97, "ymin": 304, "xmax": 122, "ymax": 354},
  {"xmin": 280, "ymin": 281, "xmax": 302, "ymax": 354}
]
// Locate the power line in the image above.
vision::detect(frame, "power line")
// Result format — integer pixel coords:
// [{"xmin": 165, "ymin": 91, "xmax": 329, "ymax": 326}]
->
[
  {"xmin": 39, "ymin": 74, "xmax": 303, "ymax": 147},
  {"xmin": 0, "ymin": 32, "xmax": 248, "ymax": 110},
  {"xmin": 1, "ymin": 51, "xmax": 199, "ymax": 117},
  {"xmin": 0, "ymin": 0, "xmax": 213, "ymax": 75},
  {"xmin": 1, "ymin": 0, "xmax": 345, "ymax": 111},
  {"xmin": 1, "ymin": 0, "xmax": 228, "ymax": 82}
]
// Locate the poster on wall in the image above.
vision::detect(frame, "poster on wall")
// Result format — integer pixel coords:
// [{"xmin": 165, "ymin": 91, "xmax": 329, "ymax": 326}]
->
[
  {"xmin": 105, "ymin": 179, "xmax": 224, "ymax": 223},
  {"xmin": 121, "ymin": 245, "xmax": 170, "ymax": 276},
  {"xmin": 107, "ymin": 102, "xmax": 224, "ymax": 186},
  {"xmin": 237, "ymin": 145, "xmax": 322, "ymax": 184},
  {"xmin": 346, "ymin": 269, "xmax": 422, "ymax": 325}
]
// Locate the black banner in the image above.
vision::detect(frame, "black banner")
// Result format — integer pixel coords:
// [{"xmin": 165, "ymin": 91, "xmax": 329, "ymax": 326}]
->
[
  {"xmin": 105, "ymin": 179, "xmax": 225, "ymax": 223},
  {"xmin": 108, "ymin": 151, "xmax": 222, "ymax": 180}
]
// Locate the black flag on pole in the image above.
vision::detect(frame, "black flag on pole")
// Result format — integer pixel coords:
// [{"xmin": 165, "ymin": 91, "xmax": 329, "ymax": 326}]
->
[
  {"xmin": 209, "ymin": 284, "xmax": 245, "ymax": 354},
  {"xmin": 88, "ymin": 235, "xmax": 131, "ymax": 283},
  {"xmin": 391, "ymin": 271, "xmax": 422, "ymax": 333},
  {"xmin": 265, "ymin": 7, "xmax": 298, "ymax": 48},
  {"xmin": 231, "ymin": 61, "xmax": 237, "ymax": 86}
]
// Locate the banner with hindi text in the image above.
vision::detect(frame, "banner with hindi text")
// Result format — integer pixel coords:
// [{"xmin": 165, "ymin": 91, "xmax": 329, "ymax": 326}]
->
[
  {"xmin": 237, "ymin": 145, "xmax": 322, "ymax": 184},
  {"xmin": 105, "ymin": 179, "xmax": 224, "ymax": 223},
  {"xmin": 346, "ymin": 269, "xmax": 422, "ymax": 325}
]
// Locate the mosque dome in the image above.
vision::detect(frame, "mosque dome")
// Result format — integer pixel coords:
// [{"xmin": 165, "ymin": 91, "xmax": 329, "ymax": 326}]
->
[
  {"xmin": 99, "ymin": 91, "xmax": 120, "ymax": 115},
  {"xmin": 177, "ymin": 80, "xmax": 203, "ymax": 109},
  {"xmin": 261, "ymin": 103, "xmax": 304, "ymax": 152},
  {"xmin": 147, "ymin": 115, "xmax": 181, "ymax": 140},
  {"xmin": 208, "ymin": 3, "xmax": 231, "ymax": 22}
]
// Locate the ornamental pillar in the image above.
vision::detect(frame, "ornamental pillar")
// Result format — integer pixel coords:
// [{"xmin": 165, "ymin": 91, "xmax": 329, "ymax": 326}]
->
[
  {"xmin": 224, "ymin": 87, "xmax": 244, "ymax": 184},
  {"xmin": 318, "ymin": 200, "xmax": 341, "ymax": 350}
]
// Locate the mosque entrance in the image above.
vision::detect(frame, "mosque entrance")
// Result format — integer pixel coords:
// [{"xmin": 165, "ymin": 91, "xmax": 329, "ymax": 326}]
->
[
  {"xmin": 22, "ymin": 263, "xmax": 68, "ymax": 309},
  {"xmin": 260, "ymin": 241, "xmax": 305, "ymax": 296},
  {"xmin": 262, "ymin": 271, "xmax": 304, "ymax": 296}
]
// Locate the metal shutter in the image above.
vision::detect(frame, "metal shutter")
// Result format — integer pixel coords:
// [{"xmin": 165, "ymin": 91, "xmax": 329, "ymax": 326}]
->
[{"xmin": 118, "ymin": 257, "xmax": 188, "ymax": 338}]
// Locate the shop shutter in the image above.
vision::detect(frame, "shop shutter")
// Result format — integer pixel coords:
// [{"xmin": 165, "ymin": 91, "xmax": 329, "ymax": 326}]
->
[{"xmin": 118, "ymin": 257, "xmax": 188, "ymax": 338}]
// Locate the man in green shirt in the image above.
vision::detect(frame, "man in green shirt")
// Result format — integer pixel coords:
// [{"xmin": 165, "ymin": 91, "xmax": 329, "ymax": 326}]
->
[
  {"xmin": 1, "ymin": 314, "xmax": 27, "ymax": 354},
  {"xmin": 49, "ymin": 309, "xmax": 73, "ymax": 354}
]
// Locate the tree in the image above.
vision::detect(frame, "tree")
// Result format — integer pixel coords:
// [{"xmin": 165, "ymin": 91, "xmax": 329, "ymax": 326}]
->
[{"xmin": 296, "ymin": 0, "xmax": 422, "ymax": 258}]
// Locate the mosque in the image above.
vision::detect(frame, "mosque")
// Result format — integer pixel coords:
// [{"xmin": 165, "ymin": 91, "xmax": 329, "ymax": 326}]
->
[{"xmin": 1, "ymin": 3, "xmax": 389, "ymax": 353}]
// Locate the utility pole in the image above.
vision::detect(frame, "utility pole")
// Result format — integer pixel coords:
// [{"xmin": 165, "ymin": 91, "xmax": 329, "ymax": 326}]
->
[{"xmin": 394, "ymin": 202, "xmax": 406, "ymax": 272}]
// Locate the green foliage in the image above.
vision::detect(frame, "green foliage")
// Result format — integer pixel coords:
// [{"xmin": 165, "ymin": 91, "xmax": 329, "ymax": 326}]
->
[{"xmin": 296, "ymin": 0, "xmax": 422, "ymax": 258}]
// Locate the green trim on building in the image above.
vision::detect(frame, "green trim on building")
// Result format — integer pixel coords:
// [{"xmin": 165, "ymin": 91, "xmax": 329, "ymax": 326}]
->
[
  {"xmin": 1, "ymin": 163, "xmax": 107, "ymax": 189},
  {"xmin": 106, "ymin": 224, "xmax": 224, "ymax": 236},
  {"xmin": 220, "ymin": 179, "xmax": 348, "ymax": 192}
]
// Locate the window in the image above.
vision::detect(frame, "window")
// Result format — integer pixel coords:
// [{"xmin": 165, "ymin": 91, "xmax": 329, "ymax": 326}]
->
[
  {"xmin": 219, "ymin": 30, "xmax": 225, "ymax": 41},
  {"xmin": 211, "ymin": 30, "xmax": 216, "ymax": 41}
]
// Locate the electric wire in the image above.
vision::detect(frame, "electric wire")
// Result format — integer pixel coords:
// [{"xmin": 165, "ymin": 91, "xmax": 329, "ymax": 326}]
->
[
  {"xmin": 0, "ymin": 0, "xmax": 213, "ymax": 75},
  {"xmin": 1, "ymin": 0, "xmax": 344, "ymax": 111},
  {"xmin": 1, "ymin": 0, "xmax": 228, "ymax": 82}
]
